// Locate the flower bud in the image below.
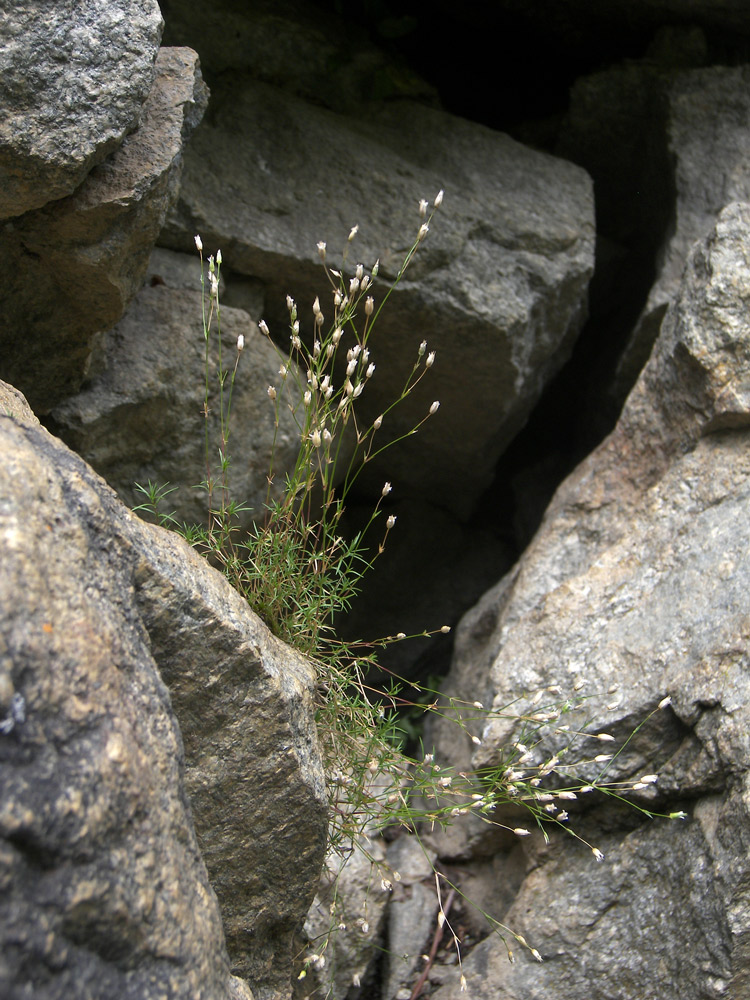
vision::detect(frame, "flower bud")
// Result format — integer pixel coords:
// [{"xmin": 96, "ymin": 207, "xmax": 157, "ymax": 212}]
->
[
  {"xmin": 365, "ymin": 296, "xmax": 374, "ymax": 316},
  {"xmin": 216, "ymin": 249, "xmax": 222, "ymax": 265},
  {"xmin": 434, "ymin": 189, "xmax": 444, "ymax": 207},
  {"xmin": 418, "ymin": 223, "xmax": 429, "ymax": 241},
  {"xmin": 382, "ymin": 482, "xmax": 392, "ymax": 496},
  {"xmin": 236, "ymin": 334, "xmax": 245, "ymax": 352},
  {"xmin": 348, "ymin": 225, "xmax": 359, "ymax": 242},
  {"xmin": 194, "ymin": 234, "xmax": 203, "ymax": 252},
  {"xmin": 267, "ymin": 385, "xmax": 277, "ymax": 400},
  {"xmin": 387, "ymin": 515, "xmax": 396, "ymax": 529},
  {"xmin": 259, "ymin": 319, "xmax": 269, "ymax": 336},
  {"xmin": 373, "ymin": 414, "xmax": 383, "ymax": 430},
  {"xmin": 429, "ymin": 400, "xmax": 440, "ymax": 414},
  {"xmin": 317, "ymin": 241, "xmax": 326, "ymax": 260},
  {"xmin": 426, "ymin": 351, "xmax": 436, "ymax": 367},
  {"xmin": 419, "ymin": 199, "xmax": 428, "ymax": 218}
]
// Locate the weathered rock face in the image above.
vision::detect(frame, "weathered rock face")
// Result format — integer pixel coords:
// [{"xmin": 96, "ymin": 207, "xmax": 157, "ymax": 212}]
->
[
  {"xmin": 0, "ymin": 46, "xmax": 208, "ymax": 414},
  {"xmin": 0, "ymin": 0, "xmax": 164, "ymax": 219},
  {"xmin": 428, "ymin": 203, "xmax": 750, "ymax": 999},
  {"xmin": 161, "ymin": 78, "xmax": 595, "ymax": 519},
  {"xmin": 621, "ymin": 65, "xmax": 750, "ymax": 392},
  {"xmin": 50, "ymin": 270, "xmax": 301, "ymax": 535},
  {"xmin": 160, "ymin": 0, "xmax": 437, "ymax": 114},
  {"xmin": 0, "ymin": 382, "xmax": 328, "ymax": 1000}
]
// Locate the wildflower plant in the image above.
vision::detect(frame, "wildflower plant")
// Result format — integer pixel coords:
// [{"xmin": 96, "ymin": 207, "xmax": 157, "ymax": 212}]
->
[{"xmin": 135, "ymin": 194, "xmax": 686, "ymax": 991}]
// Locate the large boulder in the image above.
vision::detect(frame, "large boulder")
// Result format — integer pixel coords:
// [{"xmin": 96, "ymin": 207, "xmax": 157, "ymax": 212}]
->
[
  {"xmin": 0, "ymin": 46, "xmax": 208, "ymax": 414},
  {"xmin": 161, "ymin": 78, "xmax": 595, "ymax": 520},
  {"xmin": 428, "ymin": 203, "xmax": 750, "ymax": 999},
  {"xmin": 0, "ymin": 0, "xmax": 163, "ymax": 219},
  {"xmin": 617, "ymin": 65, "xmax": 750, "ymax": 393},
  {"xmin": 0, "ymin": 382, "xmax": 328, "ymax": 1000},
  {"xmin": 159, "ymin": 0, "xmax": 437, "ymax": 114},
  {"xmin": 49, "ymin": 266, "xmax": 301, "ymax": 535}
]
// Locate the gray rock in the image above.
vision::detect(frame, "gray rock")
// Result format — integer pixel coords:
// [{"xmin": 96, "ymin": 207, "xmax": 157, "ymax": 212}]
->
[
  {"xmin": 299, "ymin": 837, "xmax": 391, "ymax": 1000},
  {"xmin": 160, "ymin": 0, "xmax": 437, "ymax": 114},
  {"xmin": 50, "ymin": 281, "xmax": 301, "ymax": 535},
  {"xmin": 618, "ymin": 65, "xmax": 750, "ymax": 395},
  {"xmin": 161, "ymin": 78, "xmax": 594, "ymax": 519},
  {"xmin": 0, "ymin": 46, "xmax": 208, "ymax": 414},
  {"xmin": 0, "ymin": 0, "xmax": 163, "ymax": 219},
  {"xmin": 382, "ymin": 836, "xmax": 439, "ymax": 1000},
  {"xmin": 0, "ymin": 381, "xmax": 328, "ymax": 999},
  {"xmin": 429, "ymin": 203, "xmax": 750, "ymax": 998}
]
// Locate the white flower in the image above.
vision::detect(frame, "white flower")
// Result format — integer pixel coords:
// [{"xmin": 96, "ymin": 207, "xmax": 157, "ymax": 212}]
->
[
  {"xmin": 267, "ymin": 385, "xmax": 277, "ymax": 400},
  {"xmin": 373, "ymin": 414, "xmax": 383, "ymax": 430},
  {"xmin": 419, "ymin": 198, "xmax": 429, "ymax": 217},
  {"xmin": 310, "ymin": 429, "xmax": 322, "ymax": 447},
  {"xmin": 595, "ymin": 733, "xmax": 615, "ymax": 742},
  {"xmin": 513, "ymin": 828, "xmax": 531, "ymax": 837},
  {"xmin": 258, "ymin": 319, "xmax": 269, "ymax": 336},
  {"xmin": 434, "ymin": 189, "xmax": 444, "ymax": 207},
  {"xmin": 659, "ymin": 696, "xmax": 672, "ymax": 710},
  {"xmin": 382, "ymin": 482, "xmax": 392, "ymax": 496},
  {"xmin": 365, "ymin": 295, "xmax": 374, "ymax": 316},
  {"xmin": 236, "ymin": 334, "xmax": 244, "ymax": 352},
  {"xmin": 366, "ymin": 362, "xmax": 375, "ymax": 378},
  {"xmin": 425, "ymin": 351, "xmax": 436, "ymax": 367},
  {"xmin": 639, "ymin": 774, "xmax": 658, "ymax": 784},
  {"xmin": 592, "ymin": 848, "xmax": 605, "ymax": 862},
  {"xmin": 418, "ymin": 223, "xmax": 429, "ymax": 241},
  {"xmin": 348, "ymin": 225, "xmax": 359, "ymax": 242},
  {"xmin": 349, "ymin": 277, "xmax": 360, "ymax": 296},
  {"xmin": 471, "ymin": 735, "xmax": 481, "ymax": 745},
  {"xmin": 429, "ymin": 400, "xmax": 440, "ymax": 415},
  {"xmin": 194, "ymin": 234, "xmax": 203, "ymax": 251},
  {"xmin": 387, "ymin": 515, "xmax": 397, "ymax": 529},
  {"xmin": 216, "ymin": 249, "xmax": 222, "ymax": 265},
  {"xmin": 317, "ymin": 241, "xmax": 326, "ymax": 260}
]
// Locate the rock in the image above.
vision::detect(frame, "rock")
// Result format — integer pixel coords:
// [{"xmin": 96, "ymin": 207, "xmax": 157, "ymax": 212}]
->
[
  {"xmin": 0, "ymin": 0, "xmax": 163, "ymax": 219},
  {"xmin": 160, "ymin": 0, "xmax": 437, "ymax": 114},
  {"xmin": 0, "ymin": 46, "xmax": 209, "ymax": 414},
  {"xmin": 428, "ymin": 203, "xmax": 750, "ymax": 998},
  {"xmin": 161, "ymin": 78, "xmax": 595, "ymax": 519},
  {"xmin": 0, "ymin": 381, "xmax": 328, "ymax": 999},
  {"xmin": 617, "ymin": 65, "xmax": 750, "ymax": 395},
  {"xmin": 298, "ymin": 837, "xmax": 391, "ymax": 1000},
  {"xmin": 382, "ymin": 836, "xmax": 439, "ymax": 1000},
  {"xmin": 49, "ymin": 279, "xmax": 301, "ymax": 535}
]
